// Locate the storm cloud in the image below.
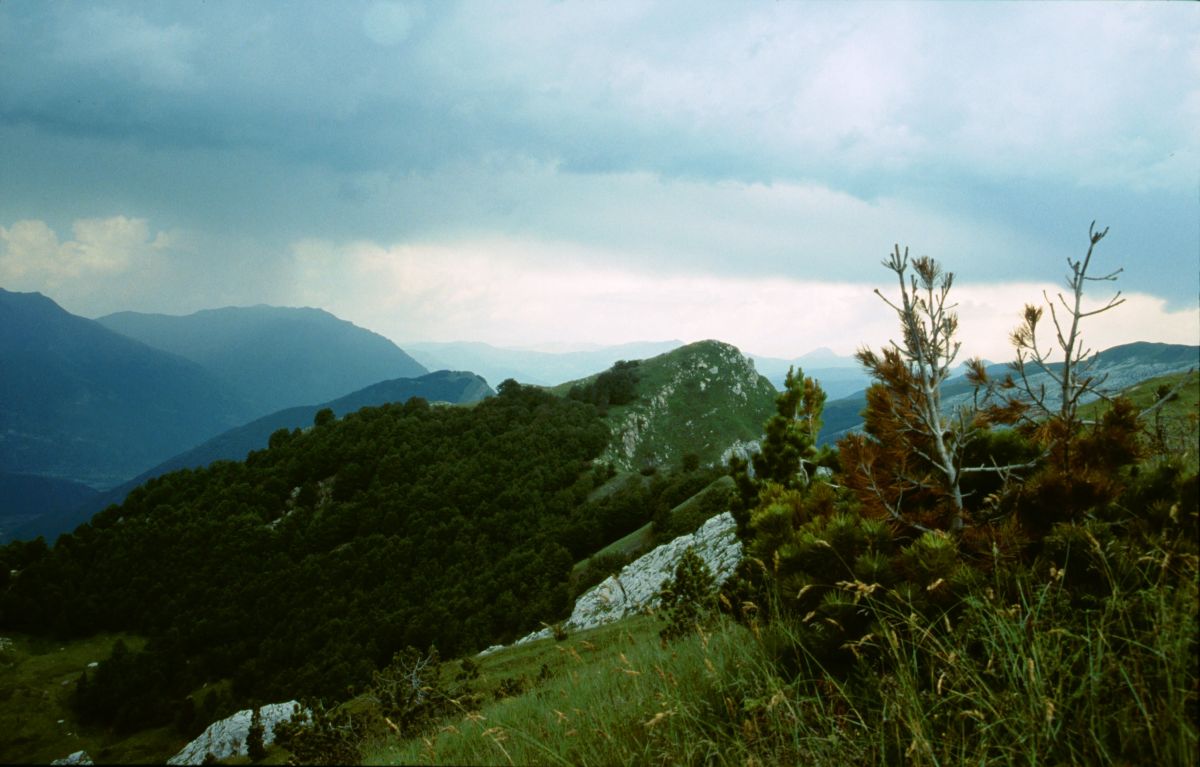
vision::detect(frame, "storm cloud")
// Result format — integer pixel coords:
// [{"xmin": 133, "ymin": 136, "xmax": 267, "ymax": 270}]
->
[{"xmin": 1, "ymin": 1, "xmax": 1196, "ymax": 357}]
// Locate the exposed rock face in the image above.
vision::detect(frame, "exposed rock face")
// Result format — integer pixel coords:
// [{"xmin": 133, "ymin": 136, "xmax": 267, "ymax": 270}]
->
[
  {"xmin": 566, "ymin": 511, "xmax": 742, "ymax": 630},
  {"xmin": 720, "ymin": 438, "xmax": 762, "ymax": 468},
  {"xmin": 499, "ymin": 511, "xmax": 742, "ymax": 650},
  {"xmin": 50, "ymin": 751, "xmax": 92, "ymax": 765},
  {"xmin": 167, "ymin": 701, "xmax": 302, "ymax": 765}
]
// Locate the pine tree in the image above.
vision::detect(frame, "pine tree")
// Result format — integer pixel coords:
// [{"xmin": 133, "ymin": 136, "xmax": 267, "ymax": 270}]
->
[
  {"xmin": 843, "ymin": 246, "xmax": 1027, "ymax": 533},
  {"xmin": 246, "ymin": 705, "xmax": 266, "ymax": 762},
  {"xmin": 752, "ymin": 366, "xmax": 826, "ymax": 488}
]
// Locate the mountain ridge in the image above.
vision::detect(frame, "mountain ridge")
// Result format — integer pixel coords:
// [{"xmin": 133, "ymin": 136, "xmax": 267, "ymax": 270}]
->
[
  {"xmin": 97, "ymin": 305, "xmax": 428, "ymax": 415},
  {"xmin": 0, "ymin": 288, "xmax": 254, "ymax": 488},
  {"xmin": 404, "ymin": 339, "xmax": 684, "ymax": 387},
  {"xmin": 818, "ymin": 340, "xmax": 1199, "ymax": 444}
]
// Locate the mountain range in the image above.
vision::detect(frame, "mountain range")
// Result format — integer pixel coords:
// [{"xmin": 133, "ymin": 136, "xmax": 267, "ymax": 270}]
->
[
  {"xmin": 817, "ymin": 341, "xmax": 1199, "ymax": 444},
  {"xmin": 745, "ymin": 348, "xmax": 870, "ymax": 399},
  {"xmin": 406, "ymin": 340, "xmax": 877, "ymax": 399},
  {"xmin": 97, "ymin": 306, "xmax": 428, "ymax": 414},
  {"xmin": 0, "ymin": 288, "xmax": 252, "ymax": 489},
  {"xmin": 1, "ymin": 294, "xmax": 435, "ymax": 491},
  {"xmin": 5, "ymin": 284, "xmax": 1194, "ymax": 550},
  {"xmin": 1, "ymin": 288, "xmax": 1196, "ymax": 765}
]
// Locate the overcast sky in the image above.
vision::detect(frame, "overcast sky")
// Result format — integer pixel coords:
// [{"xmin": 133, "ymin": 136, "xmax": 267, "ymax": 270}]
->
[{"xmin": 1, "ymin": 1, "xmax": 1197, "ymax": 360}]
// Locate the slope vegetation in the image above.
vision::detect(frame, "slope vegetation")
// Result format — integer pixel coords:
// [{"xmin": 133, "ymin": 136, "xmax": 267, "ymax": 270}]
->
[
  {"xmin": 0, "ymin": 383, "xmax": 610, "ymax": 733},
  {"xmin": 5, "ymin": 371, "xmax": 494, "ymax": 545},
  {"xmin": 557, "ymin": 340, "xmax": 778, "ymax": 471},
  {"xmin": 819, "ymin": 341, "xmax": 1199, "ymax": 444}
]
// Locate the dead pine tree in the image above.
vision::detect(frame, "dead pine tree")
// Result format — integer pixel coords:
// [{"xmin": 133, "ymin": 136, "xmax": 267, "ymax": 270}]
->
[
  {"xmin": 1005, "ymin": 221, "xmax": 1192, "ymax": 472},
  {"xmin": 1006, "ymin": 222, "xmax": 1124, "ymax": 470},
  {"xmin": 844, "ymin": 246, "xmax": 1025, "ymax": 534}
]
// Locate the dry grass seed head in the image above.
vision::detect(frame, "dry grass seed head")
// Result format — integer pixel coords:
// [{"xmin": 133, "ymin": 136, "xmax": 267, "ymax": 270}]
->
[{"xmin": 644, "ymin": 710, "xmax": 675, "ymax": 728}]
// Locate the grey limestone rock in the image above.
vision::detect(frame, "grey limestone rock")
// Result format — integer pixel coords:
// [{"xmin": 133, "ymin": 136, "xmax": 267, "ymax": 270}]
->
[
  {"xmin": 504, "ymin": 511, "xmax": 742, "ymax": 651},
  {"xmin": 563, "ymin": 512, "xmax": 741, "ymax": 631},
  {"xmin": 167, "ymin": 700, "xmax": 302, "ymax": 765}
]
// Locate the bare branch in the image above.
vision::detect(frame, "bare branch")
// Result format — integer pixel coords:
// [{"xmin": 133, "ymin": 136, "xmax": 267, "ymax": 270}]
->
[{"xmin": 1139, "ymin": 369, "xmax": 1197, "ymax": 421}]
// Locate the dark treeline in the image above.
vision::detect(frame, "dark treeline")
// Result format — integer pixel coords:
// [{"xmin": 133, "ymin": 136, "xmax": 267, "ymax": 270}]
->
[
  {"xmin": 0, "ymin": 382, "xmax": 636, "ymax": 731},
  {"xmin": 567, "ymin": 359, "xmax": 640, "ymax": 411}
]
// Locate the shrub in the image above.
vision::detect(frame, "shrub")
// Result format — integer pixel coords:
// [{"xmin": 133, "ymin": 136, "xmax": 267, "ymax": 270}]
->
[{"xmin": 658, "ymin": 548, "xmax": 718, "ymax": 641}]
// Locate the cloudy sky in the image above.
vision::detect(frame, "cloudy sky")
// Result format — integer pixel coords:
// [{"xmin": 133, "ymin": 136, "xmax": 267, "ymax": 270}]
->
[{"xmin": 1, "ymin": 1, "xmax": 1197, "ymax": 360}]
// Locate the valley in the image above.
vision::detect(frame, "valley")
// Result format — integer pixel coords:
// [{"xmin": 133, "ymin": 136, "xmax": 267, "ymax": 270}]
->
[
  {"xmin": 4, "ymin": 5, "xmax": 1196, "ymax": 764},
  {"xmin": 1, "ymin": 295, "xmax": 1196, "ymax": 766}
]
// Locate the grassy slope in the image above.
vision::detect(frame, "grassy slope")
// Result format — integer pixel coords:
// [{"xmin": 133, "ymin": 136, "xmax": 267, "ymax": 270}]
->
[
  {"xmin": 0, "ymin": 632, "xmax": 186, "ymax": 765},
  {"xmin": 553, "ymin": 340, "xmax": 777, "ymax": 472},
  {"xmin": 365, "ymin": 551, "xmax": 1199, "ymax": 766},
  {"xmin": 361, "ymin": 369, "xmax": 1200, "ymax": 766},
  {"xmin": 1081, "ymin": 369, "xmax": 1199, "ymax": 467}
]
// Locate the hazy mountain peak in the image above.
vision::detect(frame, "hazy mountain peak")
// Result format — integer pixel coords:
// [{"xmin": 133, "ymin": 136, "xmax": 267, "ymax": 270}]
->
[
  {"xmin": 97, "ymin": 304, "xmax": 428, "ymax": 414},
  {"xmin": 0, "ymin": 288, "xmax": 252, "ymax": 489},
  {"xmin": 404, "ymin": 339, "xmax": 685, "ymax": 387}
]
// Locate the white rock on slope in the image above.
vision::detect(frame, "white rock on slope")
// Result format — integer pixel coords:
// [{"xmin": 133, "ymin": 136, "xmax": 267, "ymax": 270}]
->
[
  {"xmin": 503, "ymin": 511, "xmax": 742, "ymax": 649},
  {"xmin": 50, "ymin": 751, "xmax": 92, "ymax": 765},
  {"xmin": 167, "ymin": 701, "xmax": 302, "ymax": 765}
]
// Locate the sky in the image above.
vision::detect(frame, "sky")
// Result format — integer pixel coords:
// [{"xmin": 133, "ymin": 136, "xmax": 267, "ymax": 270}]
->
[{"xmin": 1, "ymin": 1, "xmax": 1197, "ymax": 361}]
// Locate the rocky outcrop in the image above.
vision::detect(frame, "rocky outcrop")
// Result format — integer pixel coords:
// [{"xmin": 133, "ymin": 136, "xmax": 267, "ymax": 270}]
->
[
  {"xmin": 494, "ymin": 511, "xmax": 742, "ymax": 651},
  {"xmin": 595, "ymin": 340, "xmax": 777, "ymax": 471},
  {"xmin": 167, "ymin": 701, "xmax": 302, "ymax": 765},
  {"xmin": 50, "ymin": 751, "xmax": 92, "ymax": 765},
  {"xmin": 564, "ymin": 511, "xmax": 741, "ymax": 630}
]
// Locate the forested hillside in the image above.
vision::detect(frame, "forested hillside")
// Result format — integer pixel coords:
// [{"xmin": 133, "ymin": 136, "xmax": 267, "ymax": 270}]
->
[
  {"xmin": 0, "ymin": 383, "xmax": 614, "ymax": 732},
  {"xmin": 9, "ymin": 371, "xmax": 495, "ymax": 546}
]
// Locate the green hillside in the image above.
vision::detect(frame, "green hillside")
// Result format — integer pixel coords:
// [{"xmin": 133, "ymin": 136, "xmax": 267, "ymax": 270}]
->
[
  {"xmin": 555, "ymin": 340, "xmax": 778, "ymax": 471},
  {"xmin": 12, "ymin": 371, "xmax": 495, "ymax": 547},
  {"xmin": 0, "ymin": 384, "xmax": 612, "ymax": 738},
  {"xmin": 1081, "ymin": 368, "xmax": 1199, "ymax": 468},
  {"xmin": 2, "ymin": 339, "xmax": 1195, "ymax": 765},
  {"xmin": 357, "ymin": 366, "xmax": 1199, "ymax": 767}
]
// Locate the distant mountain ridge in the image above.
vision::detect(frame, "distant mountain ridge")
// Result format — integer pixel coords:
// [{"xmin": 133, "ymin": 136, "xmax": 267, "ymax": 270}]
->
[
  {"xmin": 0, "ymin": 288, "xmax": 253, "ymax": 488},
  {"xmin": 404, "ymin": 340, "xmax": 684, "ymax": 387},
  {"xmin": 746, "ymin": 349, "xmax": 869, "ymax": 400},
  {"xmin": 818, "ymin": 341, "xmax": 1199, "ymax": 444},
  {"xmin": 98, "ymin": 305, "xmax": 428, "ymax": 415},
  {"xmin": 7, "ymin": 371, "xmax": 494, "ymax": 544}
]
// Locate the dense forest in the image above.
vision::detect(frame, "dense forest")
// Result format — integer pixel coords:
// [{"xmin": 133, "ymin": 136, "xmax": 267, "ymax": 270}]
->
[{"xmin": 0, "ymin": 382, "xmax": 636, "ymax": 732}]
